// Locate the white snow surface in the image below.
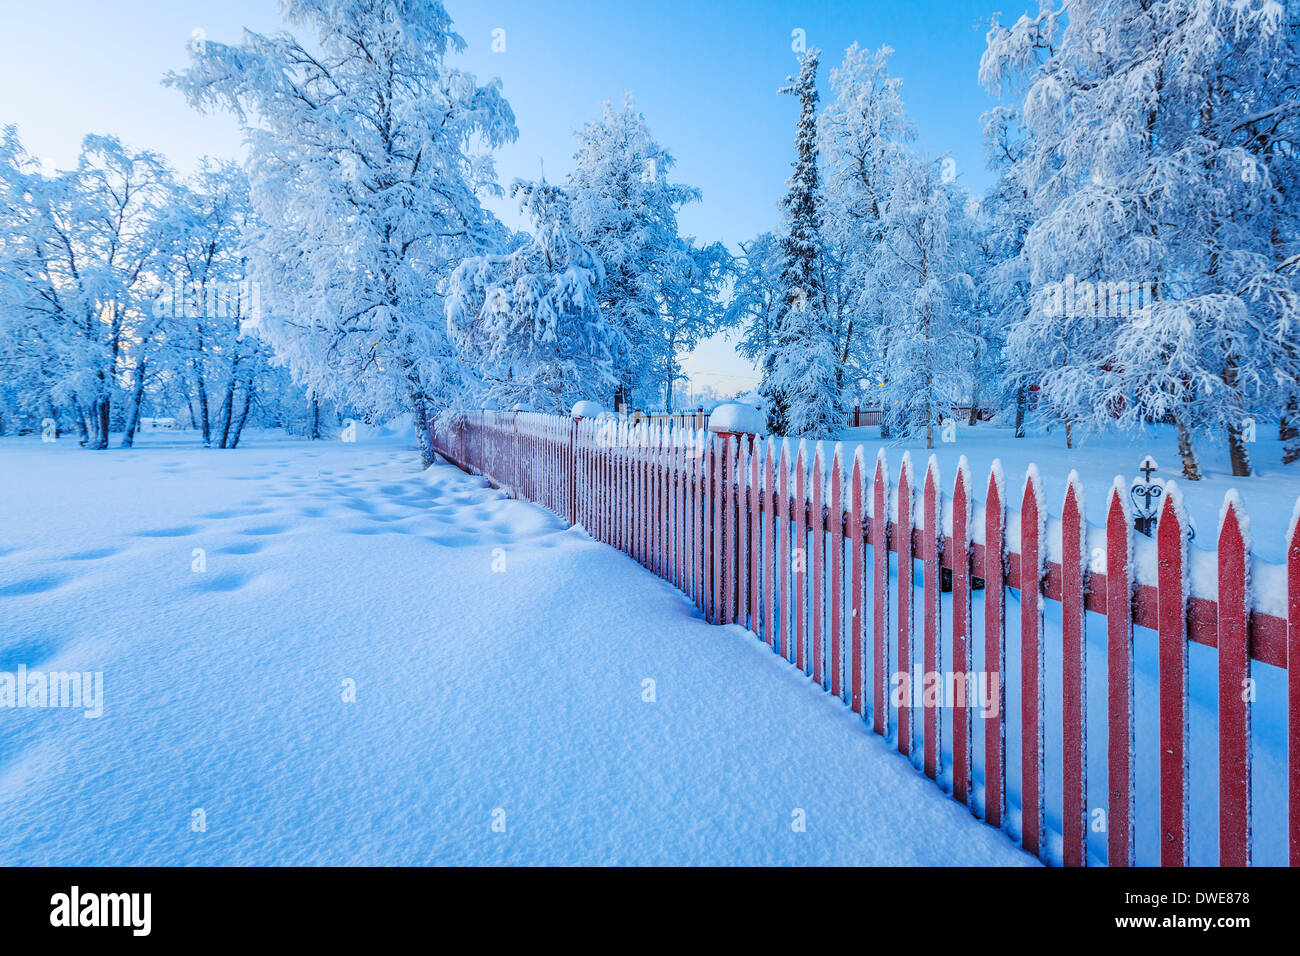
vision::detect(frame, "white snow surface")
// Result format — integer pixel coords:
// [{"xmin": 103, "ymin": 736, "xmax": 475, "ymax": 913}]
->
[{"xmin": 0, "ymin": 429, "xmax": 1033, "ymax": 866}]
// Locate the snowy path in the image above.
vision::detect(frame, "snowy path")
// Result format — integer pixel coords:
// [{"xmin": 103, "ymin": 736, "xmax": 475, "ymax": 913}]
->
[{"xmin": 0, "ymin": 432, "xmax": 1032, "ymax": 865}]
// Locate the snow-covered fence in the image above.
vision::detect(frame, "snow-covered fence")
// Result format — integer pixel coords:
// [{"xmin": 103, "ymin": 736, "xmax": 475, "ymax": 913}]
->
[{"xmin": 430, "ymin": 409, "xmax": 1299, "ymax": 867}]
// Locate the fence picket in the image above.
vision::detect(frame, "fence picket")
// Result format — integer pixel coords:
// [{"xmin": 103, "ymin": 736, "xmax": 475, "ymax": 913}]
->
[
  {"xmin": 1107, "ymin": 480, "xmax": 1135, "ymax": 867},
  {"xmin": 984, "ymin": 462, "xmax": 1007, "ymax": 830},
  {"xmin": 795, "ymin": 443, "xmax": 809, "ymax": 675},
  {"xmin": 1218, "ymin": 494, "xmax": 1251, "ymax": 867},
  {"xmin": 897, "ymin": 453, "xmax": 915, "ymax": 758},
  {"xmin": 764, "ymin": 439, "xmax": 778, "ymax": 651},
  {"xmin": 1290, "ymin": 500, "xmax": 1300, "ymax": 867},
  {"xmin": 1021, "ymin": 466, "xmax": 1046, "ymax": 859},
  {"xmin": 830, "ymin": 447, "xmax": 844, "ymax": 701},
  {"xmin": 779, "ymin": 441, "xmax": 791, "ymax": 662},
  {"xmin": 812, "ymin": 448, "xmax": 826, "ymax": 687},
  {"xmin": 1062, "ymin": 473, "xmax": 1087, "ymax": 867},
  {"xmin": 1157, "ymin": 483, "xmax": 1189, "ymax": 867},
  {"xmin": 750, "ymin": 442, "xmax": 762, "ymax": 633},
  {"xmin": 872, "ymin": 451, "xmax": 889, "ymax": 734},
  {"xmin": 922, "ymin": 456, "xmax": 941, "ymax": 781},
  {"xmin": 952, "ymin": 457, "xmax": 973, "ymax": 808}
]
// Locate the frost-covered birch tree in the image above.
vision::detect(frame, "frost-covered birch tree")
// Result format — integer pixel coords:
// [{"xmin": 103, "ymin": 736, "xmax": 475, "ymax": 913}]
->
[
  {"xmin": 166, "ymin": 0, "xmax": 517, "ymax": 466},
  {"xmin": 566, "ymin": 96, "xmax": 728, "ymax": 411},
  {"xmin": 983, "ymin": 0, "xmax": 1300, "ymax": 478},
  {"xmin": 818, "ymin": 43, "xmax": 915, "ymax": 410},
  {"xmin": 0, "ymin": 130, "xmax": 171, "ymax": 448},
  {"xmin": 445, "ymin": 181, "xmax": 623, "ymax": 412},
  {"xmin": 875, "ymin": 154, "xmax": 978, "ymax": 447}
]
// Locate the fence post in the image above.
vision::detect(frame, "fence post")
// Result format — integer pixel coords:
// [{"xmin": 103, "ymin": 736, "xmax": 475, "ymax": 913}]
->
[
  {"xmin": 1289, "ymin": 498, "xmax": 1300, "ymax": 867},
  {"xmin": 984, "ymin": 460, "xmax": 1007, "ymax": 830},
  {"xmin": 1021, "ymin": 465, "xmax": 1046, "ymax": 859},
  {"xmin": 1157, "ymin": 482, "xmax": 1189, "ymax": 866},
  {"xmin": 1217, "ymin": 493, "xmax": 1251, "ymax": 867},
  {"xmin": 951, "ymin": 458, "xmax": 973, "ymax": 808},
  {"xmin": 1062, "ymin": 472, "xmax": 1087, "ymax": 866},
  {"xmin": 1107, "ymin": 479, "xmax": 1135, "ymax": 866}
]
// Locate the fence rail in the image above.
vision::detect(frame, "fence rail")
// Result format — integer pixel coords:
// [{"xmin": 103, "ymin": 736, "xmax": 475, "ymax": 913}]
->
[{"xmin": 431, "ymin": 409, "xmax": 1299, "ymax": 867}]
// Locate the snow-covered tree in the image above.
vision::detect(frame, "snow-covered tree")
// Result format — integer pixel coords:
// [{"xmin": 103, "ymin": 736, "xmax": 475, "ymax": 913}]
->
[
  {"xmin": 725, "ymin": 232, "xmax": 785, "ymax": 367},
  {"xmin": 0, "ymin": 129, "xmax": 171, "ymax": 448},
  {"xmin": 153, "ymin": 161, "xmax": 277, "ymax": 449},
  {"xmin": 167, "ymin": 0, "xmax": 517, "ymax": 466},
  {"xmin": 983, "ymin": 0, "xmax": 1300, "ymax": 478},
  {"xmin": 566, "ymin": 95, "xmax": 728, "ymax": 411},
  {"xmin": 446, "ymin": 181, "xmax": 623, "ymax": 412},
  {"xmin": 763, "ymin": 48, "xmax": 842, "ymax": 439},
  {"xmin": 818, "ymin": 43, "xmax": 916, "ymax": 410},
  {"xmin": 875, "ymin": 154, "xmax": 979, "ymax": 447}
]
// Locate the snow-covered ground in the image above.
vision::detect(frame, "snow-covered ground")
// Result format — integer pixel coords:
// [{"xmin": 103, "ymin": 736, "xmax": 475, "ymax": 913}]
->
[{"xmin": 0, "ymin": 428, "xmax": 1033, "ymax": 866}]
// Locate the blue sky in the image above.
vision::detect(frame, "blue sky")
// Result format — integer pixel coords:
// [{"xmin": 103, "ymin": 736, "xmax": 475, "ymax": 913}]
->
[{"xmin": 0, "ymin": 0, "xmax": 1026, "ymax": 395}]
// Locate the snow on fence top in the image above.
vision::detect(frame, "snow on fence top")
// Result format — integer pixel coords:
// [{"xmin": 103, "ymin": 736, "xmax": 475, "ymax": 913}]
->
[{"xmin": 707, "ymin": 402, "xmax": 766, "ymax": 435}]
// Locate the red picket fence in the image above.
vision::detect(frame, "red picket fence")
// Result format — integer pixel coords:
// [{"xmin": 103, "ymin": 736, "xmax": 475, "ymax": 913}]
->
[{"xmin": 431, "ymin": 409, "xmax": 1300, "ymax": 867}]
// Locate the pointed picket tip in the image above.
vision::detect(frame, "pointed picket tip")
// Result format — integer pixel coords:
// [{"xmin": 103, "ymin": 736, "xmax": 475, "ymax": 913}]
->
[
  {"xmin": 1021, "ymin": 461, "xmax": 1045, "ymax": 510},
  {"xmin": 852, "ymin": 443, "xmax": 868, "ymax": 480},
  {"xmin": 955, "ymin": 453, "xmax": 972, "ymax": 490},
  {"xmin": 952, "ymin": 454, "xmax": 972, "ymax": 542},
  {"xmin": 988, "ymin": 457, "xmax": 1007, "ymax": 502},
  {"xmin": 899, "ymin": 449, "xmax": 915, "ymax": 486},
  {"xmin": 925, "ymin": 452, "xmax": 941, "ymax": 489},
  {"xmin": 1217, "ymin": 489, "xmax": 1253, "ymax": 553},
  {"xmin": 1161, "ymin": 477, "xmax": 1187, "ymax": 523},
  {"xmin": 1107, "ymin": 474, "xmax": 1132, "ymax": 518},
  {"xmin": 831, "ymin": 440, "xmax": 845, "ymax": 474},
  {"xmin": 1062, "ymin": 469, "xmax": 1087, "ymax": 557}
]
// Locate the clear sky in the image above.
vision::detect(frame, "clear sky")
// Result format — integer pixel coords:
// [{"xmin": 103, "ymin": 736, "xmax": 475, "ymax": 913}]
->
[{"xmin": 0, "ymin": 0, "xmax": 1026, "ymax": 396}]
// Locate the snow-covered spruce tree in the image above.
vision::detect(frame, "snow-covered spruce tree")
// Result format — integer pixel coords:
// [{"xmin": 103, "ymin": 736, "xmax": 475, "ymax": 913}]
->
[
  {"xmin": 0, "ymin": 129, "xmax": 172, "ymax": 448},
  {"xmin": 875, "ymin": 153, "xmax": 979, "ymax": 448},
  {"xmin": 818, "ymin": 43, "xmax": 915, "ymax": 415},
  {"xmin": 167, "ymin": 0, "xmax": 517, "ymax": 467},
  {"xmin": 445, "ymin": 181, "xmax": 624, "ymax": 412},
  {"xmin": 566, "ymin": 95, "xmax": 728, "ymax": 411},
  {"xmin": 763, "ymin": 48, "xmax": 842, "ymax": 439},
  {"xmin": 983, "ymin": 0, "xmax": 1300, "ymax": 478}
]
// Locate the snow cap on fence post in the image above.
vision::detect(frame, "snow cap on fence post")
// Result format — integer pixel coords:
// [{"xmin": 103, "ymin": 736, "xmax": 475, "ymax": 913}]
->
[
  {"xmin": 708, "ymin": 403, "xmax": 765, "ymax": 438},
  {"xmin": 571, "ymin": 400, "xmax": 604, "ymax": 420},
  {"xmin": 955, "ymin": 455, "xmax": 973, "ymax": 542}
]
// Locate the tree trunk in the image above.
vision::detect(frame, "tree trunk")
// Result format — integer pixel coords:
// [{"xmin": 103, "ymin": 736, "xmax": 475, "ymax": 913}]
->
[
  {"xmin": 1174, "ymin": 410, "xmax": 1202, "ymax": 480},
  {"xmin": 195, "ymin": 368, "xmax": 211, "ymax": 446},
  {"xmin": 215, "ymin": 379, "xmax": 235, "ymax": 449},
  {"xmin": 409, "ymin": 384, "xmax": 435, "ymax": 468},
  {"xmin": 1226, "ymin": 424, "xmax": 1253, "ymax": 477},
  {"xmin": 1281, "ymin": 393, "xmax": 1300, "ymax": 465},
  {"xmin": 229, "ymin": 383, "xmax": 254, "ymax": 449},
  {"xmin": 1014, "ymin": 385, "xmax": 1027, "ymax": 438},
  {"xmin": 121, "ymin": 361, "xmax": 147, "ymax": 448},
  {"xmin": 309, "ymin": 398, "xmax": 321, "ymax": 441},
  {"xmin": 93, "ymin": 397, "xmax": 110, "ymax": 450},
  {"xmin": 1221, "ymin": 357, "xmax": 1252, "ymax": 476},
  {"xmin": 1065, "ymin": 421, "xmax": 1073, "ymax": 449}
]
